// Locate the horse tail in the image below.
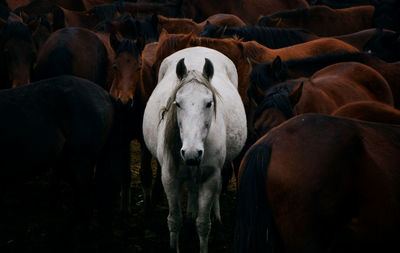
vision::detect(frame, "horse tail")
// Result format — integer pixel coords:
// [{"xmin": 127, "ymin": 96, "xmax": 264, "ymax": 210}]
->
[{"xmin": 235, "ymin": 143, "xmax": 278, "ymax": 253}]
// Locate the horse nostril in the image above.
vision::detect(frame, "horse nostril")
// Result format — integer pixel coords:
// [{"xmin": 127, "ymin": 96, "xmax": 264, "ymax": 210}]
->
[
  {"xmin": 181, "ymin": 149, "xmax": 185, "ymax": 158},
  {"xmin": 198, "ymin": 150, "xmax": 203, "ymax": 157}
]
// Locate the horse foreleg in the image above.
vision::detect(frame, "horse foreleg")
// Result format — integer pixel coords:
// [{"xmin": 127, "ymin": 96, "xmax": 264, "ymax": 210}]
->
[
  {"xmin": 197, "ymin": 174, "xmax": 222, "ymax": 253},
  {"xmin": 162, "ymin": 173, "xmax": 184, "ymax": 253},
  {"xmin": 139, "ymin": 143, "xmax": 153, "ymax": 216},
  {"xmin": 152, "ymin": 162, "xmax": 164, "ymax": 204},
  {"xmin": 120, "ymin": 140, "xmax": 132, "ymax": 215}
]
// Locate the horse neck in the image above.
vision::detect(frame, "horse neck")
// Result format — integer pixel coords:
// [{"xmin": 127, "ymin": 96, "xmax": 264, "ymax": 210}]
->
[{"xmin": 243, "ymin": 41, "xmax": 274, "ymax": 62}]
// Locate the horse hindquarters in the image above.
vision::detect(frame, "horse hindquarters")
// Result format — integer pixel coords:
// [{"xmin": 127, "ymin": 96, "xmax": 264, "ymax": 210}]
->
[{"xmin": 235, "ymin": 144, "xmax": 278, "ymax": 253}]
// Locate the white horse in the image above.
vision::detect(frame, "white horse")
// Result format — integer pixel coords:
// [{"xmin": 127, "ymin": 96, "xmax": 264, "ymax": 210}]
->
[{"xmin": 142, "ymin": 47, "xmax": 247, "ymax": 253}]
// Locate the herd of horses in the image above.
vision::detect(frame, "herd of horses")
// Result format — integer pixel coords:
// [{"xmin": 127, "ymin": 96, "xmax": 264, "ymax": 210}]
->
[{"xmin": 1, "ymin": 0, "xmax": 400, "ymax": 252}]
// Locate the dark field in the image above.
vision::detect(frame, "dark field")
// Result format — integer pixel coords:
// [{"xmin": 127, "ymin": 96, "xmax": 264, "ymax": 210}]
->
[{"xmin": 0, "ymin": 141, "xmax": 237, "ymax": 253}]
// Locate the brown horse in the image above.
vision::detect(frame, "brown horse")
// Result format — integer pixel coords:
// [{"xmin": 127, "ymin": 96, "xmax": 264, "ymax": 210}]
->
[
  {"xmin": 332, "ymin": 101, "xmax": 400, "ymax": 124},
  {"xmin": 33, "ymin": 27, "xmax": 112, "ymax": 88},
  {"xmin": 156, "ymin": 13, "xmax": 245, "ymax": 35},
  {"xmin": 251, "ymin": 62, "xmax": 393, "ymax": 140},
  {"xmin": 0, "ymin": 19, "xmax": 39, "ymax": 88},
  {"xmin": 258, "ymin": 5, "xmax": 375, "ymax": 36},
  {"xmin": 236, "ymin": 113, "xmax": 400, "ymax": 253},
  {"xmin": 154, "ymin": 31, "xmax": 359, "ymax": 109},
  {"xmin": 335, "ymin": 28, "xmax": 400, "ymax": 62},
  {"xmin": 109, "ymin": 34, "xmax": 145, "ymax": 106},
  {"xmin": 199, "ymin": 22, "xmax": 319, "ymax": 48},
  {"xmin": 242, "ymin": 38, "xmax": 358, "ymax": 64},
  {"xmin": 249, "ymin": 52, "xmax": 400, "ymax": 108},
  {"xmin": 13, "ymin": 0, "xmax": 65, "ymax": 32},
  {"xmin": 180, "ymin": 0, "xmax": 310, "ymax": 24},
  {"xmin": 60, "ymin": 4, "xmax": 120, "ymax": 29}
]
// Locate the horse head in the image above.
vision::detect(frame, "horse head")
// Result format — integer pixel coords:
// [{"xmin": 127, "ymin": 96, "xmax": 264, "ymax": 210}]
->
[
  {"xmin": 0, "ymin": 18, "xmax": 39, "ymax": 88},
  {"xmin": 173, "ymin": 58, "xmax": 216, "ymax": 166},
  {"xmin": 109, "ymin": 33, "xmax": 145, "ymax": 108},
  {"xmin": 252, "ymin": 81, "xmax": 303, "ymax": 140}
]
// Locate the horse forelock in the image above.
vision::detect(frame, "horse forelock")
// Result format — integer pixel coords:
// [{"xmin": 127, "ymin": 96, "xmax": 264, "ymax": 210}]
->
[
  {"xmin": 116, "ymin": 39, "xmax": 141, "ymax": 59},
  {"xmin": 161, "ymin": 70, "xmax": 219, "ymax": 165},
  {"xmin": 254, "ymin": 85, "xmax": 294, "ymax": 124}
]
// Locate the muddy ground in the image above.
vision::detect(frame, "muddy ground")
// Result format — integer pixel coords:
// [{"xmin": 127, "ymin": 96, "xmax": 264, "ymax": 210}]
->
[{"xmin": 0, "ymin": 141, "xmax": 238, "ymax": 253}]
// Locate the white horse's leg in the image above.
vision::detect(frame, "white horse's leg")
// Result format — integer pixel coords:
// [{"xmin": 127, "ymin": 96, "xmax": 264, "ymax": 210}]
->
[
  {"xmin": 197, "ymin": 173, "xmax": 222, "ymax": 253},
  {"xmin": 163, "ymin": 172, "xmax": 184, "ymax": 252},
  {"xmin": 186, "ymin": 179, "xmax": 199, "ymax": 220}
]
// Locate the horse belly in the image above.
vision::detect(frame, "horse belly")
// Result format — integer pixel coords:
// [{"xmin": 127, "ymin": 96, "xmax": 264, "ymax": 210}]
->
[{"xmin": 218, "ymin": 89, "xmax": 247, "ymax": 162}]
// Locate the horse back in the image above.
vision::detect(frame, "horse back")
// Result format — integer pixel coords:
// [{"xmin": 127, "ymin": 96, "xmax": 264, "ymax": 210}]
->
[
  {"xmin": 256, "ymin": 114, "xmax": 400, "ymax": 252},
  {"xmin": 310, "ymin": 61, "xmax": 394, "ymax": 106},
  {"xmin": 33, "ymin": 27, "xmax": 109, "ymax": 88}
]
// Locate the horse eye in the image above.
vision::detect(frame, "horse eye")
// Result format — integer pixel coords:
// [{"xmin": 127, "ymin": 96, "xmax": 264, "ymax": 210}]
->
[
  {"xmin": 174, "ymin": 101, "xmax": 181, "ymax": 108},
  {"xmin": 137, "ymin": 67, "xmax": 141, "ymax": 71},
  {"xmin": 206, "ymin": 101, "xmax": 212, "ymax": 108},
  {"xmin": 112, "ymin": 65, "xmax": 118, "ymax": 71}
]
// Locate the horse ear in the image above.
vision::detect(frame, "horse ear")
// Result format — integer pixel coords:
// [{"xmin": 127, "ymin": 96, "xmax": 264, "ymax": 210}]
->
[
  {"xmin": 0, "ymin": 18, "xmax": 6, "ymax": 27},
  {"xmin": 27, "ymin": 17, "xmax": 41, "ymax": 34},
  {"xmin": 151, "ymin": 13, "xmax": 158, "ymax": 28},
  {"xmin": 19, "ymin": 10, "xmax": 29, "ymax": 21},
  {"xmin": 136, "ymin": 36, "xmax": 146, "ymax": 52},
  {"xmin": 271, "ymin": 56, "xmax": 283, "ymax": 78},
  {"xmin": 110, "ymin": 32, "xmax": 122, "ymax": 52},
  {"xmin": 176, "ymin": 58, "xmax": 187, "ymax": 80},
  {"xmin": 203, "ymin": 58, "xmax": 214, "ymax": 81},
  {"xmin": 289, "ymin": 82, "xmax": 304, "ymax": 107},
  {"xmin": 135, "ymin": 20, "xmax": 142, "ymax": 34}
]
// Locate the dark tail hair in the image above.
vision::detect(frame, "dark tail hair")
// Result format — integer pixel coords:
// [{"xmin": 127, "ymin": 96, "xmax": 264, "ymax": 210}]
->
[{"xmin": 235, "ymin": 144, "xmax": 277, "ymax": 253}]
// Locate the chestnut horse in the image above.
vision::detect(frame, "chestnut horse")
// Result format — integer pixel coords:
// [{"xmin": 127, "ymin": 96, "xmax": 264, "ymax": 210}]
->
[
  {"xmin": 154, "ymin": 31, "xmax": 359, "ymax": 109},
  {"xmin": 199, "ymin": 22, "xmax": 319, "ymax": 48},
  {"xmin": 236, "ymin": 113, "xmax": 400, "ymax": 253},
  {"xmin": 332, "ymin": 101, "xmax": 400, "ymax": 124},
  {"xmin": 250, "ymin": 62, "xmax": 393, "ymax": 140},
  {"xmin": 156, "ymin": 13, "xmax": 245, "ymax": 35},
  {"xmin": 249, "ymin": 52, "xmax": 400, "ymax": 108},
  {"xmin": 258, "ymin": 5, "xmax": 375, "ymax": 36},
  {"xmin": 180, "ymin": 0, "xmax": 310, "ymax": 24}
]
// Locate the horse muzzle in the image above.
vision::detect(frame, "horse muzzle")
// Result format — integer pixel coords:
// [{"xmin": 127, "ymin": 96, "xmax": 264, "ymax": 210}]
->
[{"xmin": 181, "ymin": 149, "xmax": 203, "ymax": 166}]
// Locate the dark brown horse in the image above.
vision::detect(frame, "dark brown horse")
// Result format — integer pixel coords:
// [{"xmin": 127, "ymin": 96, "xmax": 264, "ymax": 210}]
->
[
  {"xmin": 0, "ymin": 75, "xmax": 122, "ymax": 251},
  {"xmin": 333, "ymin": 28, "xmax": 400, "ymax": 62},
  {"xmin": 33, "ymin": 27, "xmax": 111, "ymax": 88},
  {"xmin": 258, "ymin": 5, "xmax": 375, "ymax": 36},
  {"xmin": 0, "ymin": 19, "xmax": 39, "ymax": 88},
  {"xmin": 236, "ymin": 113, "xmax": 400, "ymax": 253},
  {"xmin": 59, "ymin": 4, "xmax": 120, "ymax": 29},
  {"xmin": 13, "ymin": 0, "xmax": 65, "ymax": 32},
  {"xmin": 180, "ymin": 0, "xmax": 310, "ymax": 24},
  {"xmin": 251, "ymin": 62, "xmax": 393, "ymax": 140}
]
